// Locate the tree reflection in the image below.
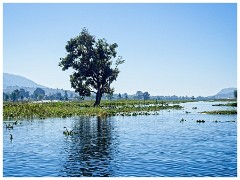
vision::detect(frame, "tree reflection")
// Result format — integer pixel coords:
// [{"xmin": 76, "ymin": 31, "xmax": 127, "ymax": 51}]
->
[{"xmin": 60, "ymin": 116, "xmax": 118, "ymax": 177}]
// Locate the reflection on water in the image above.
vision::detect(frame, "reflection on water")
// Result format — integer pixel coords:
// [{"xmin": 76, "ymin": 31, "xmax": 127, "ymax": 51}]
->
[
  {"xmin": 60, "ymin": 116, "xmax": 118, "ymax": 177},
  {"xmin": 3, "ymin": 101, "xmax": 237, "ymax": 177}
]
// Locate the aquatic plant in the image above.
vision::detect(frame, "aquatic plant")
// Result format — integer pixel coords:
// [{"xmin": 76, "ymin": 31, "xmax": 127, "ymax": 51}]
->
[
  {"xmin": 10, "ymin": 134, "xmax": 13, "ymax": 141},
  {"xmin": 201, "ymin": 110, "xmax": 237, "ymax": 115},
  {"xmin": 4, "ymin": 122, "xmax": 14, "ymax": 129},
  {"xmin": 180, "ymin": 118, "xmax": 186, "ymax": 123},
  {"xmin": 212, "ymin": 102, "xmax": 237, "ymax": 107},
  {"xmin": 63, "ymin": 127, "xmax": 78, "ymax": 135},
  {"xmin": 3, "ymin": 100, "xmax": 183, "ymax": 120},
  {"xmin": 196, "ymin": 120, "xmax": 205, "ymax": 123}
]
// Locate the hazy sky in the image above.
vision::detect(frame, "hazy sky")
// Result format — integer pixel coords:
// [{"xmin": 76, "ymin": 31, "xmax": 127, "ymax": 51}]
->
[{"xmin": 3, "ymin": 3, "xmax": 237, "ymax": 96}]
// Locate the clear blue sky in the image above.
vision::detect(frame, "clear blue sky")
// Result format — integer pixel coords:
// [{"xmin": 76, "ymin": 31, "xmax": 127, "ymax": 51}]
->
[{"xmin": 3, "ymin": 3, "xmax": 237, "ymax": 96}]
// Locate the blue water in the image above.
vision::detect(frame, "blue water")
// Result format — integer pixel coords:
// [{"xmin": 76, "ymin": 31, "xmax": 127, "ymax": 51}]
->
[{"xmin": 3, "ymin": 101, "xmax": 237, "ymax": 177}]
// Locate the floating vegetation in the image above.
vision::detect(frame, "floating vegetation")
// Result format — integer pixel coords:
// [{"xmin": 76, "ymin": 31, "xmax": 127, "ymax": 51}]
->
[
  {"xmin": 63, "ymin": 127, "xmax": 78, "ymax": 136},
  {"xmin": 213, "ymin": 120, "xmax": 236, "ymax": 123},
  {"xmin": 4, "ymin": 122, "xmax": 14, "ymax": 129},
  {"xmin": 3, "ymin": 101, "xmax": 183, "ymax": 120},
  {"xmin": 10, "ymin": 134, "xmax": 13, "ymax": 141},
  {"xmin": 196, "ymin": 120, "xmax": 205, "ymax": 123},
  {"xmin": 180, "ymin": 118, "xmax": 186, "ymax": 123},
  {"xmin": 213, "ymin": 120, "xmax": 221, "ymax": 123},
  {"xmin": 201, "ymin": 110, "xmax": 237, "ymax": 115},
  {"xmin": 212, "ymin": 102, "xmax": 237, "ymax": 107}
]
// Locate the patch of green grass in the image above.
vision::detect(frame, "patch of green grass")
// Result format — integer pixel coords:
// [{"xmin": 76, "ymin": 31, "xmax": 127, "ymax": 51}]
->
[
  {"xmin": 212, "ymin": 102, "xmax": 237, "ymax": 107},
  {"xmin": 201, "ymin": 110, "xmax": 237, "ymax": 115},
  {"xmin": 3, "ymin": 101, "xmax": 183, "ymax": 120}
]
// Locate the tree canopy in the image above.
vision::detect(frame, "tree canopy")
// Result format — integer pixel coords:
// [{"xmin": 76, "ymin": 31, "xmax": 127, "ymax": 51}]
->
[
  {"xmin": 59, "ymin": 28, "xmax": 124, "ymax": 106},
  {"xmin": 34, "ymin": 88, "xmax": 45, "ymax": 100},
  {"xmin": 143, "ymin": 92, "xmax": 150, "ymax": 100}
]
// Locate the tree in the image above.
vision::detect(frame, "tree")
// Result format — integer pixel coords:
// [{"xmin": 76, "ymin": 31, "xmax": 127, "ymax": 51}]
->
[
  {"xmin": 143, "ymin": 92, "xmax": 150, "ymax": 100},
  {"xmin": 118, "ymin": 93, "xmax": 122, "ymax": 99},
  {"xmin": 123, "ymin": 93, "xmax": 128, "ymax": 99},
  {"xmin": 11, "ymin": 89, "xmax": 20, "ymax": 101},
  {"xmin": 34, "ymin": 88, "xmax": 45, "ymax": 100},
  {"xmin": 106, "ymin": 91, "xmax": 114, "ymax": 101},
  {"xmin": 59, "ymin": 28, "xmax": 124, "ymax": 106},
  {"xmin": 19, "ymin": 88, "xmax": 29, "ymax": 101},
  {"xmin": 54, "ymin": 92, "xmax": 63, "ymax": 100},
  {"xmin": 3, "ymin": 92, "xmax": 10, "ymax": 101},
  {"xmin": 64, "ymin": 91, "xmax": 69, "ymax": 101},
  {"xmin": 191, "ymin": 96, "xmax": 195, "ymax": 101},
  {"xmin": 135, "ymin": 91, "xmax": 143, "ymax": 99},
  {"xmin": 234, "ymin": 90, "xmax": 237, "ymax": 99}
]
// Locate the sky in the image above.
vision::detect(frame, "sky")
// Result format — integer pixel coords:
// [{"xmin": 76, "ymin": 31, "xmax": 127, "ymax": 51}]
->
[{"xmin": 3, "ymin": 3, "xmax": 237, "ymax": 96}]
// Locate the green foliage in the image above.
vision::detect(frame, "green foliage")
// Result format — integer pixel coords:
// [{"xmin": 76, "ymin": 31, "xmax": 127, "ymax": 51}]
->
[
  {"xmin": 64, "ymin": 91, "xmax": 68, "ymax": 101},
  {"xmin": 19, "ymin": 88, "xmax": 29, "ymax": 100},
  {"xmin": 59, "ymin": 28, "xmax": 124, "ymax": 106},
  {"xmin": 118, "ymin": 93, "xmax": 122, "ymax": 99},
  {"xmin": 33, "ymin": 88, "xmax": 45, "ymax": 100},
  {"xmin": 11, "ymin": 89, "xmax": 20, "ymax": 101},
  {"xmin": 212, "ymin": 102, "xmax": 237, "ymax": 107},
  {"xmin": 143, "ymin": 92, "xmax": 150, "ymax": 100},
  {"xmin": 135, "ymin": 91, "xmax": 143, "ymax": 99},
  {"xmin": 3, "ymin": 92, "xmax": 10, "ymax": 101},
  {"xmin": 3, "ymin": 100, "xmax": 183, "ymax": 120},
  {"xmin": 201, "ymin": 110, "xmax": 237, "ymax": 115}
]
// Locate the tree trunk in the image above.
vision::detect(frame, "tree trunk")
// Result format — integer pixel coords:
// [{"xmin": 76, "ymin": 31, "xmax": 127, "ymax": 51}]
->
[{"xmin": 94, "ymin": 89, "xmax": 102, "ymax": 106}]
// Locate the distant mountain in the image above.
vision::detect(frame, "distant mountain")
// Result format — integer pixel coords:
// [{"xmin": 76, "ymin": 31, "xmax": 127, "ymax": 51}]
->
[
  {"xmin": 216, "ymin": 88, "xmax": 237, "ymax": 95},
  {"xmin": 213, "ymin": 87, "xmax": 237, "ymax": 99},
  {"xmin": 3, "ymin": 73, "xmax": 78, "ymax": 97},
  {"xmin": 3, "ymin": 73, "xmax": 237, "ymax": 100},
  {"xmin": 3, "ymin": 73, "xmax": 46, "ymax": 89}
]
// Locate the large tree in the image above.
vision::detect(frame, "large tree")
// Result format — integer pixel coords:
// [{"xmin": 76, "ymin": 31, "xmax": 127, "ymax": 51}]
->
[{"xmin": 59, "ymin": 28, "xmax": 124, "ymax": 106}]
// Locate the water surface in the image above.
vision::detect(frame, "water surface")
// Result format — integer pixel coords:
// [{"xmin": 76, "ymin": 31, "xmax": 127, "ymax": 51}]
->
[{"xmin": 3, "ymin": 101, "xmax": 237, "ymax": 177}]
